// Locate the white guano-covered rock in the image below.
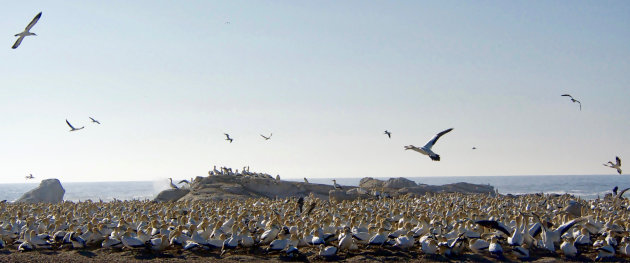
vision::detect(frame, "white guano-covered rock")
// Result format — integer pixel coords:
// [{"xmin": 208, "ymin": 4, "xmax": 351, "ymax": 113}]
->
[{"xmin": 16, "ymin": 179, "xmax": 65, "ymax": 204}]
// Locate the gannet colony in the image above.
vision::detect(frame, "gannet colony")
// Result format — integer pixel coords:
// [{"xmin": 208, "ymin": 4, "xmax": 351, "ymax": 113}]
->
[{"xmin": 1, "ymin": 171, "xmax": 630, "ymax": 262}]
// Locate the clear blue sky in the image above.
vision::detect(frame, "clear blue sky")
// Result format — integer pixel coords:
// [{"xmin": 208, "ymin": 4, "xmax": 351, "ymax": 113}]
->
[{"xmin": 1, "ymin": 1, "xmax": 629, "ymax": 183}]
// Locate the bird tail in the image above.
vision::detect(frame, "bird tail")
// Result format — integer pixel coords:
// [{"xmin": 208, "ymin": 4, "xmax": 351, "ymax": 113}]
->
[{"xmin": 430, "ymin": 154, "xmax": 440, "ymax": 161}]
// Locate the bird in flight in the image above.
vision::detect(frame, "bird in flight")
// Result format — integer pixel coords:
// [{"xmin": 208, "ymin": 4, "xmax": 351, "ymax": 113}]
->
[
  {"xmin": 561, "ymin": 94, "xmax": 581, "ymax": 111},
  {"xmin": 25, "ymin": 174, "xmax": 34, "ymax": 180},
  {"xmin": 66, "ymin": 119, "xmax": 84, "ymax": 132},
  {"xmin": 261, "ymin": 133, "xmax": 272, "ymax": 140},
  {"xmin": 404, "ymin": 128, "xmax": 453, "ymax": 161},
  {"xmin": 12, "ymin": 12, "xmax": 42, "ymax": 49},
  {"xmin": 224, "ymin": 133, "xmax": 233, "ymax": 143},
  {"xmin": 603, "ymin": 156, "xmax": 622, "ymax": 174},
  {"xmin": 384, "ymin": 130, "xmax": 391, "ymax": 138},
  {"xmin": 89, "ymin": 117, "xmax": 101, "ymax": 124},
  {"xmin": 472, "ymin": 147, "xmax": 477, "ymax": 150}
]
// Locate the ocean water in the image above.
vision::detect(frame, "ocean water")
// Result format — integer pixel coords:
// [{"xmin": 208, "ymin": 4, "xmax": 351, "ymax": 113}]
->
[{"xmin": 0, "ymin": 175, "xmax": 628, "ymax": 202}]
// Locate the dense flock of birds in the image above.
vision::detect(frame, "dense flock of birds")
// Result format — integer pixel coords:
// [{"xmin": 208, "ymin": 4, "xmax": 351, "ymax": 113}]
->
[{"xmin": 1, "ymin": 192, "xmax": 630, "ymax": 261}]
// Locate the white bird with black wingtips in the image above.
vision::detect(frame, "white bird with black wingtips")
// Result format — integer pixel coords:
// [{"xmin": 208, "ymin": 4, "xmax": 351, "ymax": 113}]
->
[
  {"xmin": 603, "ymin": 156, "xmax": 622, "ymax": 174},
  {"xmin": 12, "ymin": 12, "xmax": 42, "ymax": 49},
  {"xmin": 66, "ymin": 119, "xmax": 84, "ymax": 132},
  {"xmin": 405, "ymin": 128, "xmax": 453, "ymax": 161}
]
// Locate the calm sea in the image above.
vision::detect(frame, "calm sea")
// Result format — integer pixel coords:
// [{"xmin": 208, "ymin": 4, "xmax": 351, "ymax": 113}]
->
[{"xmin": 0, "ymin": 175, "xmax": 628, "ymax": 202}]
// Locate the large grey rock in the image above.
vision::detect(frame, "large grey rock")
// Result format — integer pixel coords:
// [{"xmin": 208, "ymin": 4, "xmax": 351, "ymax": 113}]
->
[
  {"xmin": 384, "ymin": 177, "xmax": 417, "ymax": 188},
  {"xmin": 16, "ymin": 179, "xmax": 65, "ymax": 204},
  {"xmin": 359, "ymin": 177, "xmax": 385, "ymax": 189},
  {"xmin": 562, "ymin": 200, "xmax": 582, "ymax": 218},
  {"xmin": 154, "ymin": 188, "xmax": 190, "ymax": 202}
]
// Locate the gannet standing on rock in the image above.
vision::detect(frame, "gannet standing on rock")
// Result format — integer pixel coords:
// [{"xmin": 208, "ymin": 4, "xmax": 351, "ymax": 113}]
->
[
  {"xmin": 603, "ymin": 156, "xmax": 622, "ymax": 174},
  {"xmin": 168, "ymin": 178, "xmax": 178, "ymax": 189},
  {"xmin": 332, "ymin": 180, "xmax": 342, "ymax": 190},
  {"xmin": 404, "ymin": 128, "xmax": 453, "ymax": 161},
  {"xmin": 12, "ymin": 12, "xmax": 42, "ymax": 49}
]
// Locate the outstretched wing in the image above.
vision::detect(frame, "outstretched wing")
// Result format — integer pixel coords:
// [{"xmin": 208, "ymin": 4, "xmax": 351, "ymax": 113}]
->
[
  {"xmin": 575, "ymin": 100, "xmax": 581, "ymax": 110},
  {"xmin": 561, "ymin": 94, "xmax": 573, "ymax": 99},
  {"xmin": 616, "ymin": 187, "xmax": 630, "ymax": 199},
  {"xmin": 474, "ymin": 220, "xmax": 511, "ymax": 236},
  {"xmin": 224, "ymin": 133, "xmax": 230, "ymax": 139},
  {"xmin": 12, "ymin": 36, "xmax": 24, "ymax": 49},
  {"xmin": 66, "ymin": 119, "xmax": 75, "ymax": 129},
  {"xmin": 424, "ymin": 128, "xmax": 453, "ymax": 149},
  {"xmin": 25, "ymin": 12, "xmax": 42, "ymax": 31},
  {"xmin": 616, "ymin": 156, "xmax": 621, "ymax": 166}
]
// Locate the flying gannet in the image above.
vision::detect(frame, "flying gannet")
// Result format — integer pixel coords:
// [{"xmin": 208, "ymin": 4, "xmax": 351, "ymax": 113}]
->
[
  {"xmin": 89, "ymin": 117, "xmax": 101, "ymax": 124},
  {"xmin": 261, "ymin": 133, "xmax": 272, "ymax": 140},
  {"xmin": 25, "ymin": 174, "xmax": 34, "ymax": 180},
  {"xmin": 603, "ymin": 156, "xmax": 622, "ymax": 174},
  {"xmin": 384, "ymin": 130, "xmax": 391, "ymax": 138},
  {"xmin": 224, "ymin": 133, "xmax": 233, "ymax": 143},
  {"xmin": 404, "ymin": 128, "xmax": 453, "ymax": 161},
  {"xmin": 66, "ymin": 119, "xmax": 84, "ymax": 132},
  {"xmin": 561, "ymin": 94, "xmax": 581, "ymax": 111},
  {"xmin": 12, "ymin": 12, "xmax": 42, "ymax": 49}
]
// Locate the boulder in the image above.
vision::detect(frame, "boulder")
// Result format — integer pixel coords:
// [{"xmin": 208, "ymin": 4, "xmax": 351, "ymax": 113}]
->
[
  {"xmin": 16, "ymin": 179, "xmax": 65, "ymax": 204},
  {"xmin": 329, "ymin": 189, "xmax": 358, "ymax": 202},
  {"xmin": 154, "ymin": 188, "xmax": 190, "ymax": 202},
  {"xmin": 359, "ymin": 177, "xmax": 385, "ymax": 189},
  {"xmin": 384, "ymin": 177, "xmax": 417, "ymax": 188}
]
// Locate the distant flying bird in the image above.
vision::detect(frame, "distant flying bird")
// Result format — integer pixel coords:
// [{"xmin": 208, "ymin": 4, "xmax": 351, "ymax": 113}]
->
[
  {"xmin": 66, "ymin": 119, "xmax": 84, "ymax": 132},
  {"xmin": 25, "ymin": 174, "xmax": 34, "ymax": 180},
  {"xmin": 561, "ymin": 94, "xmax": 581, "ymax": 111},
  {"xmin": 12, "ymin": 12, "xmax": 42, "ymax": 49},
  {"xmin": 603, "ymin": 156, "xmax": 622, "ymax": 174},
  {"xmin": 404, "ymin": 128, "xmax": 453, "ymax": 161},
  {"xmin": 384, "ymin": 130, "xmax": 391, "ymax": 138},
  {"xmin": 224, "ymin": 133, "xmax": 233, "ymax": 143},
  {"xmin": 261, "ymin": 133, "xmax": 272, "ymax": 140},
  {"xmin": 472, "ymin": 147, "xmax": 477, "ymax": 150},
  {"xmin": 89, "ymin": 117, "xmax": 101, "ymax": 124}
]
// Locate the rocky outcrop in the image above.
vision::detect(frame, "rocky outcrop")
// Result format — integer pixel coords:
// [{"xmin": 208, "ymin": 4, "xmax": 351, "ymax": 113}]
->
[
  {"xmin": 16, "ymin": 179, "xmax": 65, "ymax": 204},
  {"xmin": 359, "ymin": 177, "xmax": 384, "ymax": 189},
  {"xmin": 384, "ymin": 177, "xmax": 417, "ymax": 188},
  {"xmin": 154, "ymin": 188, "xmax": 190, "ymax": 202},
  {"xmin": 157, "ymin": 175, "xmax": 496, "ymax": 202}
]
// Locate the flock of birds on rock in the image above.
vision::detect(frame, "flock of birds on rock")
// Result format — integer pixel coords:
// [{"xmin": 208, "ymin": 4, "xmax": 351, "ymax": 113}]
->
[{"xmin": 1, "ymin": 191, "xmax": 630, "ymax": 261}]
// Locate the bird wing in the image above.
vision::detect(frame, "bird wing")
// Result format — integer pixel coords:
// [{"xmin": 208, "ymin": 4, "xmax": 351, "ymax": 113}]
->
[
  {"xmin": 89, "ymin": 117, "xmax": 99, "ymax": 123},
  {"xmin": 224, "ymin": 133, "xmax": 230, "ymax": 139},
  {"xmin": 178, "ymin": 180, "xmax": 190, "ymax": 184},
  {"xmin": 576, "ymin": 100, "xmax": 581, "ymax": 110},
  {"xmin": 561, "ymin": 94, "xmax": 573, "ymax": 99},
  {"xmin": 616, "ymin": 156, "xmax": 621, "ymax": 166},
  {"xmin": 424, "ymin": 128, "xmax": 453, "ymax": 149},
  {"xmin": 616, "ymin": 187, "xmax": 630, "ymax": 199},
  {"xmin": 474, "ymin": 220, "xmax": 511, "ymax": 236},
  {"xmin": 66, "ymin": 119, "xmax": 76, "ymax": 129},
  {"xmin": 25, "ymin": 12, "xmax": 42, "ymax": 31},
  {"xmin": 12, "ymin": 36, "xmax": 24, "ymax": 49}
]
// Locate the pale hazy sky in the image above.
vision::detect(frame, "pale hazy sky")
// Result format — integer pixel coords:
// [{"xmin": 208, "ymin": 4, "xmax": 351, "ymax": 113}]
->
[{"xmin": 1, "ymin": 1, "xmax": 629, "ymax": 183}]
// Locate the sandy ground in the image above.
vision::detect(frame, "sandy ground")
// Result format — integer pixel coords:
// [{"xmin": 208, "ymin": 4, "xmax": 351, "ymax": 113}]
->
[{"xmin": 1, "ymin": 245, "xmax": 628, "ymax": 263}]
